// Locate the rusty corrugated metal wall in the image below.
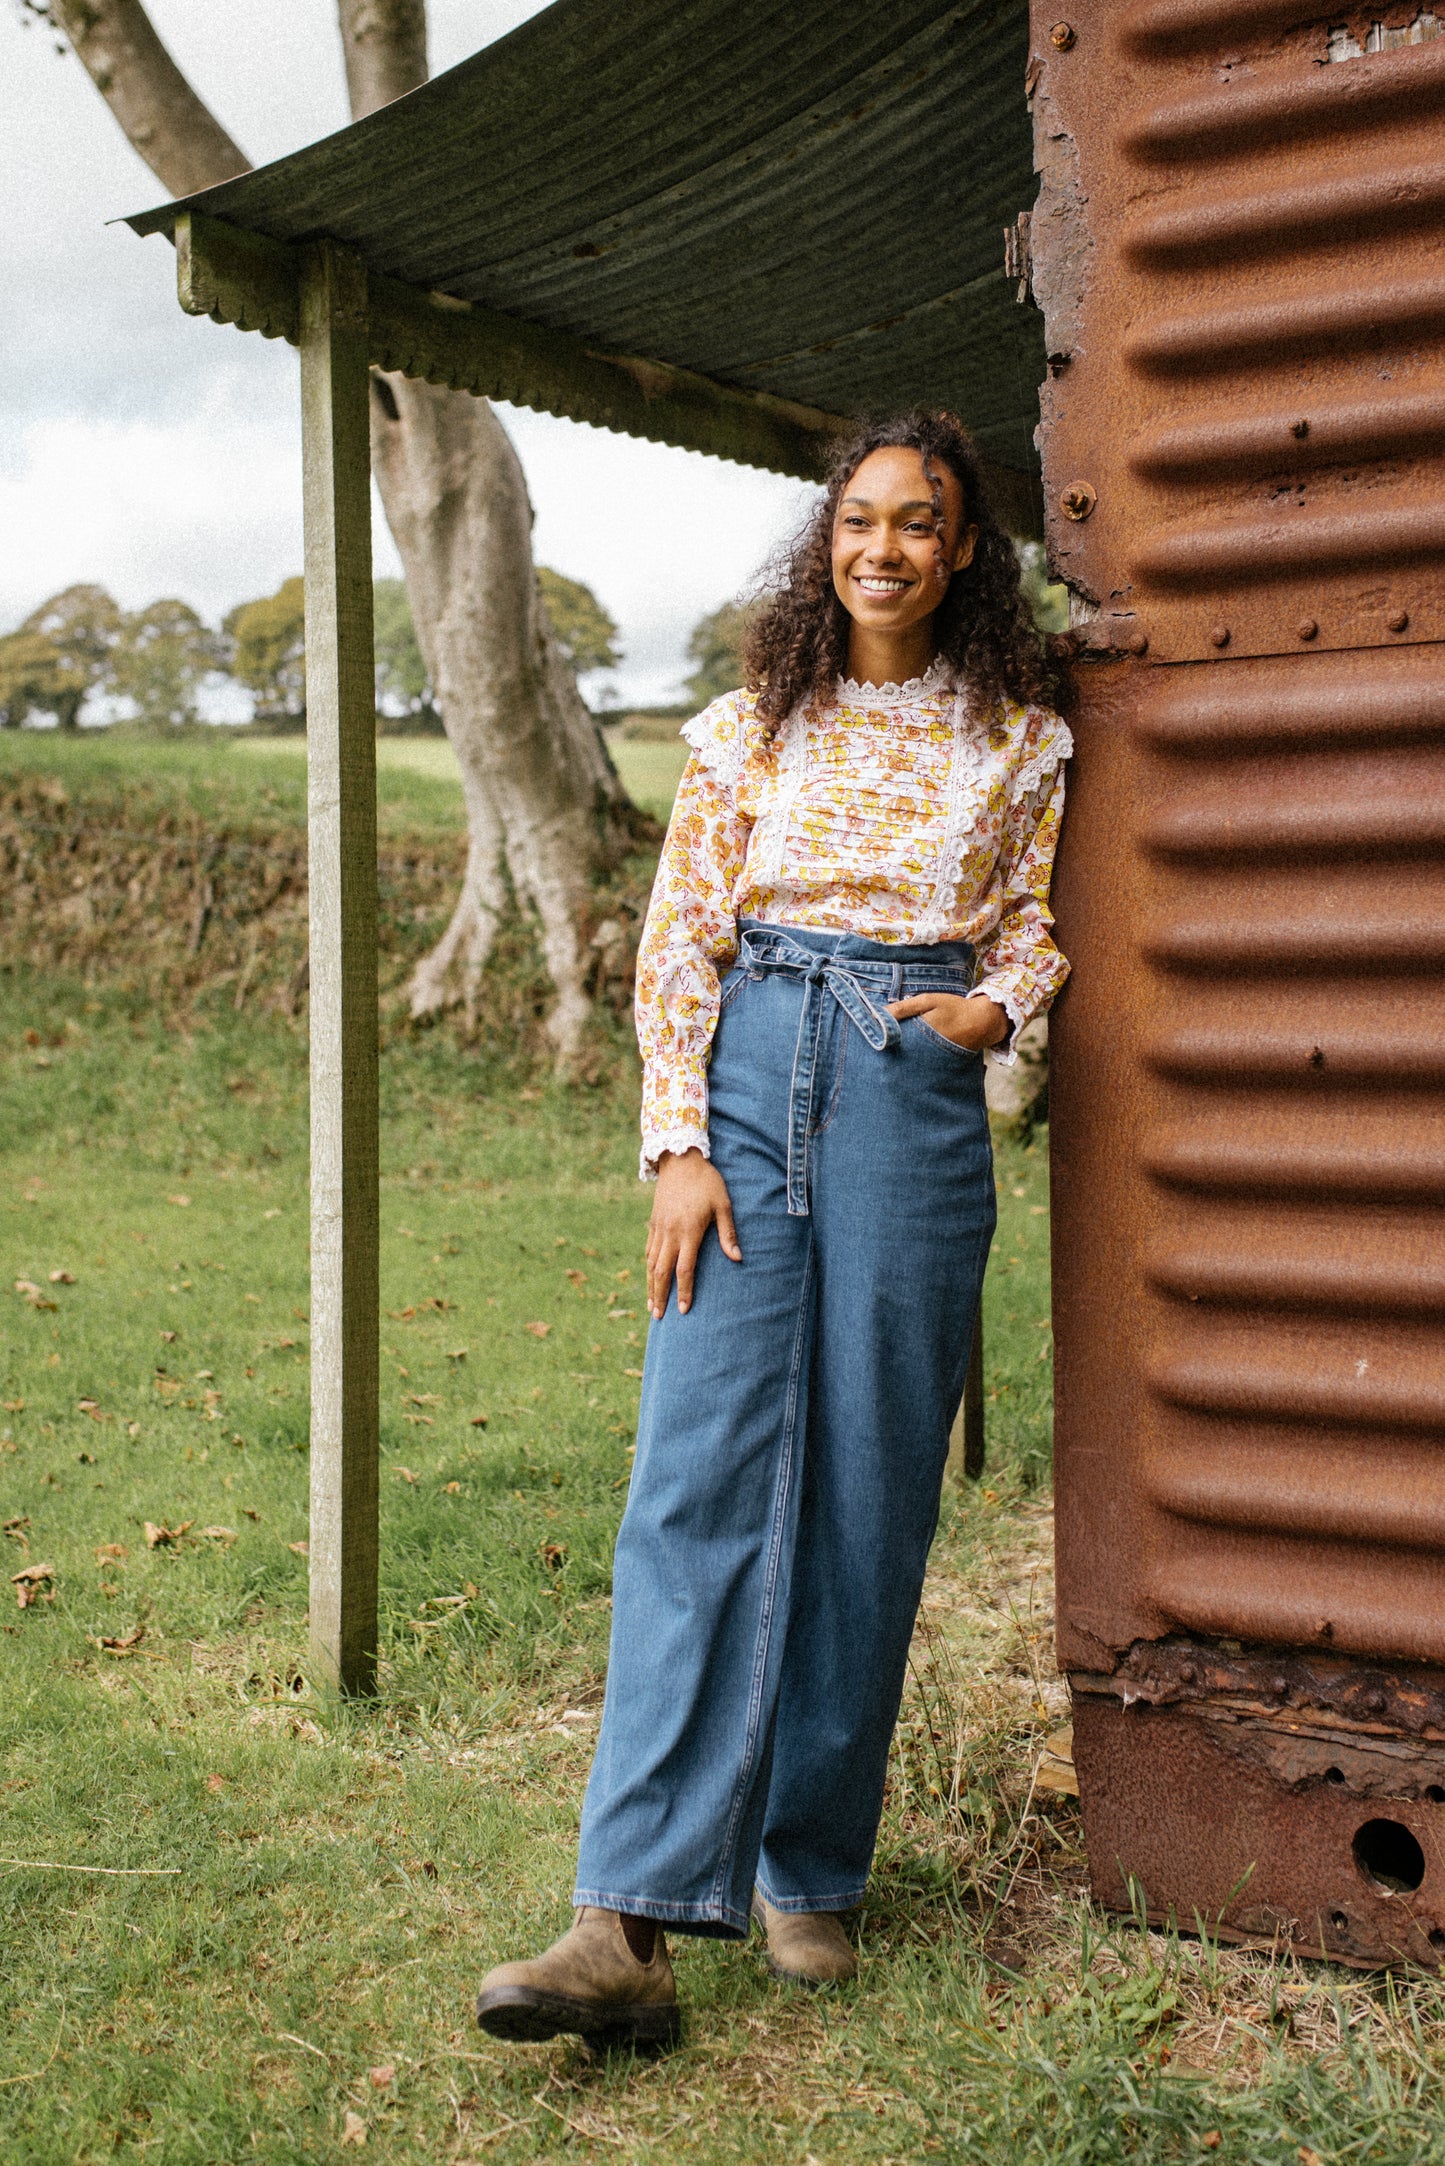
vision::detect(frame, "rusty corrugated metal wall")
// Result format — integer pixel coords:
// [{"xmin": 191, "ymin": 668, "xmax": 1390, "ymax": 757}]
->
[{"xmin": 1034, "ymin": 0, "xmax": 1445, "ymax": 1964}]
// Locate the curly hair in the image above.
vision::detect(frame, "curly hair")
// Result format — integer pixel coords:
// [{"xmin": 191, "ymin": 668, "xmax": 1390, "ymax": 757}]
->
[{"xmin": 744, "ymin": 412, "xmax": 1068, "ymax": 730}]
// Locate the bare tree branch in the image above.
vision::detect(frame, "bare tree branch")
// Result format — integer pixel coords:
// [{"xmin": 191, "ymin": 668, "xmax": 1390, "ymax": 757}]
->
[
  {"xmin": 336, "ymin": 0, "xmax": 427, "ymax": 120},
  {"xmin": 49, "ymin": 0, "xmax": 249, "ymax": 196}
]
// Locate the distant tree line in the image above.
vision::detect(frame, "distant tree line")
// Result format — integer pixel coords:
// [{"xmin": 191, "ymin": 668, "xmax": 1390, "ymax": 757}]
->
[{"xmin": 0, "ymin": 568, "xmax": 621, "ymax": 733}]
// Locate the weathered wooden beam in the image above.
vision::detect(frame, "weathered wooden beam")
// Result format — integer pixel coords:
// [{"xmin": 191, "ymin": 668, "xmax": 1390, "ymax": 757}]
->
[
  {"xmin": 299, "ymin": 238, "xmax": 379, "ymax": 1696},
  {"xmin": 168, "ymin": 208, "xmax": 1040, "ymax": 525}
]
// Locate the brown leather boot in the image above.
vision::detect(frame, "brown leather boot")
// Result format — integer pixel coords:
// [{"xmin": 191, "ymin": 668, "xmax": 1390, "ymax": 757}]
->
[
  {"xmin": 752, "ymin": 1894, "xmax": 858, "ymax": 1987},
  {"xmin": 476, "ymin": 1908, "xmax": 680, "ymax": 2046}
]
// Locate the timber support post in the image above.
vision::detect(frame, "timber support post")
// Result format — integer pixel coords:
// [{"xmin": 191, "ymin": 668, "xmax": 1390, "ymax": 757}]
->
[{"xmin": 300, "ymin": 239, "xmax": 379, "ymax": 1695}]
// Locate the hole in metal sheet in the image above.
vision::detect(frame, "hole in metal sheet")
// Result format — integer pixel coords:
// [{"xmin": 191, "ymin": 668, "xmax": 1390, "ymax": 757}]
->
[
  {"xmin": 1324, "ymin": 1766, "xmax": 1346, "ymax": 1784},
  {"xmin": 1428, "ymin": 1786, "xmax": 1445, "ymax": 1804},
  {"xmin": 1354, "ymin": 1818, "xmax": 1426, "ymax": 1894},
  {"xmin": 1430, "ymin": 1927, "xmax": 1445, "ymax": 1949},
  {"xmin": 1330, "ymin": 1909, "xmax": 1349, "ymax": 1931}
]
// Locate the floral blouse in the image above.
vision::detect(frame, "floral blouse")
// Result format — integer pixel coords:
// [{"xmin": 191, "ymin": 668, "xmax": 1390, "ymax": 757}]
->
[{"xmin": 635, "ymin": 660, "xmax": 1072, "ymax": 1174}]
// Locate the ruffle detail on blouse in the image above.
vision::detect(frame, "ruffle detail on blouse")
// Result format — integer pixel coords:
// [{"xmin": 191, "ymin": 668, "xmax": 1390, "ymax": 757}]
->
[
  {"xmin": 639, "ymin": 1127, "xmax": 713, "ymax": 1182},
  {"xmin": 833, "ymin": 657, "xmax": 952, "ymax": 708},
  {"xmin": 1014, "ymin": 718, "xmax": 1074, "ymax": 798},
  {"xmin": 679, "ymin": 690, "xmax": 751, "ymax": 791}
]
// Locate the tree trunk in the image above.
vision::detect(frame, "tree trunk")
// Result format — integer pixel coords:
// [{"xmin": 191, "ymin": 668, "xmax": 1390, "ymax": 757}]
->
[{"xmin": 53, "ymin": 0, "xmax": 648, "ymax": 1057}]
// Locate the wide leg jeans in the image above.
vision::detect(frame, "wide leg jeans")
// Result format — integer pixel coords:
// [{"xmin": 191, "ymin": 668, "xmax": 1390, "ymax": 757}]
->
[{"xmin": 574, "ymin": 922, "xmax": 997, "ymax": 1936}]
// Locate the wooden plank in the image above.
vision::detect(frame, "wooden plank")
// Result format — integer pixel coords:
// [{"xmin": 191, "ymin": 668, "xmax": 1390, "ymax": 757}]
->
[
  {"xmin": 170, "ymin": 211, "xmax": 1042, "ymax": 527},
  {"xmin": 299, "ymin": 239, "xmax": 380, "ymax": 1696},
  {"xmin": 947, "ymin": 1300, "xmax": 987, "ymax": 1484}
]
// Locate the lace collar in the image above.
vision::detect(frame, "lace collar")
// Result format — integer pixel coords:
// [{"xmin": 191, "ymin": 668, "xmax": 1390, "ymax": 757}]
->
[{"xmin": 832, "ymin": 656, "xmax": 953, "ymax": 710}]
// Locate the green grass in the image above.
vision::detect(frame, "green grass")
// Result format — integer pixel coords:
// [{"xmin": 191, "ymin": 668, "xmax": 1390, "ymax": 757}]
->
[
  {"xmin": 231, "ymin": 724, "xmax": 693, "ymax": 826},
  {"xmin": 5, "ymin": 737, "xmax": 1445, "ymax": 2161}
]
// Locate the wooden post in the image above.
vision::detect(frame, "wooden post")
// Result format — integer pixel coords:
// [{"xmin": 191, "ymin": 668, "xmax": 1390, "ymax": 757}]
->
[
  {"xmin": 300, "ymin": 240, "xmax": 379, "ymax": 1694},
  {"xmin": 947, "ymin": 1299, "xmax": 986, "ymax": 1483}
]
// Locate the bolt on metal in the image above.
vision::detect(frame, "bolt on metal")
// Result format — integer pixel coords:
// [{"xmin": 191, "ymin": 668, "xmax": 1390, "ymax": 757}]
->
[
  {"xmin": 1060, "ymin": 479, "xmax": 1096, "ymax": 521},
  {"xmin": 1050, "ymin": 20, "xmax": 1076, "ymax": 47}
]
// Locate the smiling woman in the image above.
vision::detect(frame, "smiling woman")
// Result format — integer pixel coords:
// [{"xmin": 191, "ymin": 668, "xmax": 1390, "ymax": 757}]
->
[{"xmin": 475, "ymin": 413, "xmax": 1075, "ymax": 2049}]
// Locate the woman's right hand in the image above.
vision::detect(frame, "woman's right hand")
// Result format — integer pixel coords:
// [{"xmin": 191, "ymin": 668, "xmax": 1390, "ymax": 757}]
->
[{"xmin": 646, "ymin": 1148, "xmax": 742, "ymax": 1318}]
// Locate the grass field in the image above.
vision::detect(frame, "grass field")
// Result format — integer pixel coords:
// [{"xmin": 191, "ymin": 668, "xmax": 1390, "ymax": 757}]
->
[
  {"xmin": 4, "ymin": 736, "xmax": 1445, "ymax": 2161},
  {"xmin": 231, "ymin": 727, "xmax": 693, "ymax": 827}
]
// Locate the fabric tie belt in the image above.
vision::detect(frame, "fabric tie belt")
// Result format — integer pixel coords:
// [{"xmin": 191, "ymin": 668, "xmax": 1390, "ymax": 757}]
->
[{"xmin": 736, "ymin": 928, "xmax": 975, "ymax": 1215}]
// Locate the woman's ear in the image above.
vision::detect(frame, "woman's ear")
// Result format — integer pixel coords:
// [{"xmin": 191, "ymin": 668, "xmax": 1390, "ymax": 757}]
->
[{"xmin": 952, "ymin": 524, "xmax": 981, "ymax": 574}]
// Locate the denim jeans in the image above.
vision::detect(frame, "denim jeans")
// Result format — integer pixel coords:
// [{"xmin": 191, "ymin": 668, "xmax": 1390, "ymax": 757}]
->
[{"xmin": 574, "ymin": 922, "xmax": 997, "ymax": 1936}]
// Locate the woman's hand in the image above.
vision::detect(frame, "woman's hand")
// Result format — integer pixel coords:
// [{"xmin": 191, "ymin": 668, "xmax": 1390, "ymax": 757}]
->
[
  {"xmin": 646, "ymin": 1148, "xmax": 742, "ymax": 1319},
  {"xmin": 887, "ymin": 992, "xmax": 1009, "ymax": 1050}
]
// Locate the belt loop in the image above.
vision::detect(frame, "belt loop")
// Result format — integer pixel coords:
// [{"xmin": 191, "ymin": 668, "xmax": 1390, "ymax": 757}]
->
[{"xmin": 890, "ymin": 961, "xmax": 903, "ymax": 1003}]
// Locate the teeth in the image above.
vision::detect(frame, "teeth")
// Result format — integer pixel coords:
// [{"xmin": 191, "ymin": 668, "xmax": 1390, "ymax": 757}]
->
[{"xmin": 857, "ymin": 577, "xmax": 909, "ymax": 592}]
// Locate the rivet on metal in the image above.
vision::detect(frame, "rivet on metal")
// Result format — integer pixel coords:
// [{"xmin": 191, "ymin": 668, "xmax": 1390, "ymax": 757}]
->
[
  {"xmin": 1291, "ymin": 418, "xmax": 1310, "ymax": 439},
  {"xmin": 1060, "ymin": 479, "xmax": 1096, "ymax": 521},
  {"xmin": 1209, "ymin": 624, "xmax": 1230, "ymax": 648},
  {"xmin": 1298, "ymin": 617, "xmax": 1319, "ymax": 641},
  {"xmin": 1126, "ymin": 629, "xmax": 1149, "ymax": 655},
  {"xmin": 1050, "ymin": 20, "xmax": 1076, "ymax": 47},
  {"xmin": 1389, "ymin": 609, "xmax": 1410, "ymax": 633}
]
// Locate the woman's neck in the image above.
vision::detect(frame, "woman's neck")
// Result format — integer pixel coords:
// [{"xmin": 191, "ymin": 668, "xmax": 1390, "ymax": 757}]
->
[{"xmin": 843, "ymin": 623, "xmax": 937, "ymax": 689}]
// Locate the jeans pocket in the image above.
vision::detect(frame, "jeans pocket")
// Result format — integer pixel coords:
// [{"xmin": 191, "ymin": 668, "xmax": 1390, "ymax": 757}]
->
[
  {"xmin": 718, "ymin": 968, "xmax": 748, "ymax": 1013},
  {"xmin": 911, "ymin": 1015, "xmax": 982, "ymax": 1062}
]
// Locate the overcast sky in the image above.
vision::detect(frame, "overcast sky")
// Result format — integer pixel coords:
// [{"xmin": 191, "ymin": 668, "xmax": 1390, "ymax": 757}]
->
[{"xmin": 1, "ymin": 1, "xmax": 816, "ymax": 705}]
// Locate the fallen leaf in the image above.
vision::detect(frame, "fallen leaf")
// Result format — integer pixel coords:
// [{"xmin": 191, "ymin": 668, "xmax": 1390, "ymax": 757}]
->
[
  {"xmin": 199, "ymin": 1525, "xmax": 237, "ymax": 1545},
  {"xmin": 2, "ymin": 1398, "xmax": 22, "ymax": 1413},
  {"xmin": 1299, "ymin": 2152, "xmax": 1323, "ymax": 2166},
  {"xmin": 48, "ymin": 1269, "xmax": 76, "ymax": 1285},
  {"xmin": 95, "ymin": 1623, "xmax": 144, "ymax": 1655},
  {"xmin": 469, "ymin": 1413, "xmax": 489, "ymax": 1428},
  {"xmin": 4, "ymin": 1516, "xmax": 30, "ymax": 1542},
  {"xmin": 77, "ymin": 1399, "xmax": 109, "ymax": 1423},
  {"xmin": 242, "ymin": 1508, "xmax": 261, "ymax": 1522},
  {"xmin": 264, "ymin": 1207, "xmax": 281, "ymax": 1220},
  {"xmin": 78, "ymin": 1451, "xmax": 96, "ymax": 1466},
  {"xmin": 442, "ymin": 1481, "xmax": 461, "ymax": 1495},
  {"xmin": 144, "ymin": 1521, "xmax": 192, "ymax": 1549},
  {"xmin": 566, "ymin": 1269, "xmax": 588, "ymax": 1288},
  {"xmin": 368, "ymin": 2065, "xmax": 395, "ymax": 2089},
  {"xmin": 404, "ymin": 1392, "xmax": 442, "ymax": 1408},
  {"xmin": 13, "ymin": 1279, "xmax": 57, "ymax": 1312},
  {"xmin": 524, "ymin": 1322, "xmax": 551, "ymax": 1339},
  {"xmin": 167, "ymin": 1194, "xmax": 191, "ymax": 1208},
  {"xmin": 393, "ymin": 1466, "xmax": 418, "ymax": 1485},
  {"xmin": 287, "ymin": 1540, "xmax": 309, "ymax": 1557},
  {"xmin": 540, "ymin": 1541, "xmax": 567, "ymax": 1571},
  {"xmin": 206, "ymin": 1772, "xmax": 224, "ymax": 1793},
  {"xmin": 622, "ymin": 1367, "xmax": 644, "ymax": 1379},
  {"xmin": 340, "ymin": 2109, "xmax": 368, "ymax": 2146},
  {"xmin": 1200, "ymin": 2138, "xmax": 1221, "ymax": 2152},
  {"xmin": 445, "ymin": 1347, "xmax": 467, "ymax": 1362},
  {"xmin": 12, "ymin": 1562, "xmax": 55, "ymax": 1608},
  {"xmin": 94, "ymin": 1542, "xmax": 127, "ymax": 1562},
  {"xmin": 159, "ymin": 1330, "xmax": 177, "ymax": 1344}
]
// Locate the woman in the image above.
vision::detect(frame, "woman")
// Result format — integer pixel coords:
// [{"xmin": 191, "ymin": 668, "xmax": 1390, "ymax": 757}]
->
[{"xmin": 477, "ymin": 412, "xmax": 1072, "ymax": 2047}]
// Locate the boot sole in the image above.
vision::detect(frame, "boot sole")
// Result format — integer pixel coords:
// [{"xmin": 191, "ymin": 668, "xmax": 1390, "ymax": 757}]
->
[{"xmin": 476, "ymin": 1983, "xmax": 681, "ymax": 2048}]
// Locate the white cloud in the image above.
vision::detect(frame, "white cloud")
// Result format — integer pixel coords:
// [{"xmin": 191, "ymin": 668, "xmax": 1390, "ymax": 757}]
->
[{"xmin": 0, "ymin": 0, "xmax": 818, "ymax": 707}]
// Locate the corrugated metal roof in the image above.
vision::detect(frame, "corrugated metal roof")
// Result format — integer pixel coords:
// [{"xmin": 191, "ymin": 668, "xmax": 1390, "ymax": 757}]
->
[{"xmin": 129, "ymin": 0, "xmax": 1043, "ymax": 483}]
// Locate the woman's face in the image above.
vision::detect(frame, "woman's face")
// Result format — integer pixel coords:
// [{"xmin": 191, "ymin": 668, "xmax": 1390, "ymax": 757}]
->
[{"xmin": 830, "ymin": 445, "xmax": 979, "ymax": 638}]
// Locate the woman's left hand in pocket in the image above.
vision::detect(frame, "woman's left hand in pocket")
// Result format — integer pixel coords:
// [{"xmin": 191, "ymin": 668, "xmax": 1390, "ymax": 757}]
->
[{"xmin": 887, "ymin": 992, "xmax": 1009, "ymax": 1049}]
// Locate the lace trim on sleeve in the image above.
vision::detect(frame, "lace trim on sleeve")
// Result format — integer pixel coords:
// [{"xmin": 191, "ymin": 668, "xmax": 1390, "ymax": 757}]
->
[
  {"xmin": 639, "ymin": 1128, "xmax": 713, "ymax": 1182},
  {"xmin": 1014, "ymin": 717, "xmax": 1074, "ymax": 799},
  {"xmin": 679, "ymin": 691, "xmax": 750, "ymax": 792}
]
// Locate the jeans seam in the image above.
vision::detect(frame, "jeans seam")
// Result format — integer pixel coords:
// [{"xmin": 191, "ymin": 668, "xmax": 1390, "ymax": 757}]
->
[
  {"xmin": 708, "ymin": 1239, "xmax": 815, "ymax": 1916},
  {"xmin": 813, "ymin": 1010, "xmax": 848, "ymax": 1135}
]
